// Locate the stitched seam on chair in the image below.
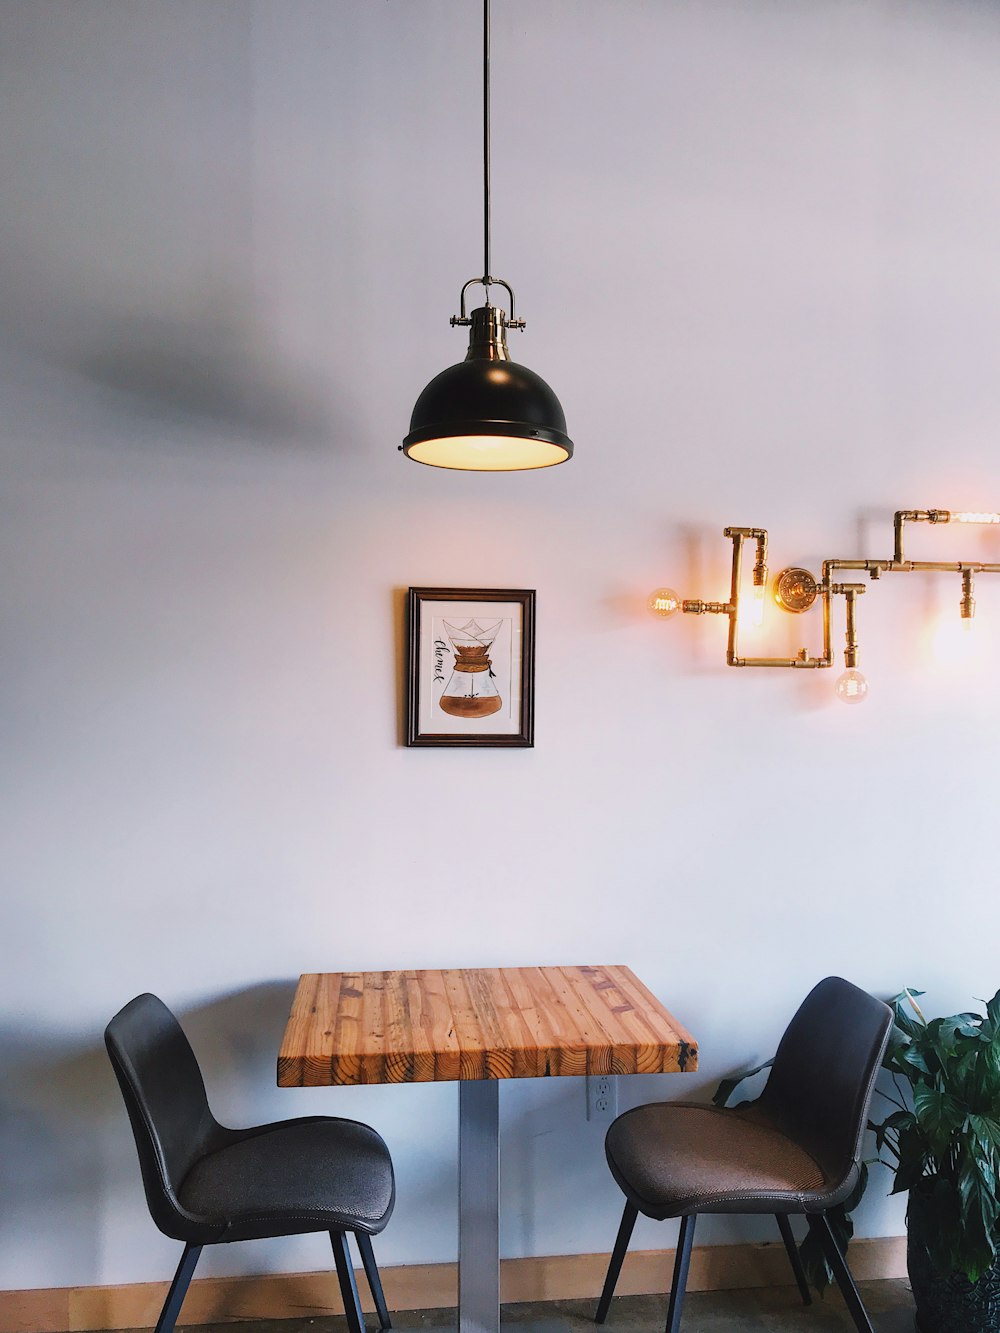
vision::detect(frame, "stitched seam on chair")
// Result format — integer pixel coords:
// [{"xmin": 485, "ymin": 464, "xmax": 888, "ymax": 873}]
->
[
  {"xmin": 849, "ymin": 1013, "xmax": 892, "ymax": 1165},
  {"xmin": 234, "ymin": 1208, "xmax": 386, "ymax": 1225},
  {"xmin": 670, "ymin": 1189, "xmax": 818, "ymax": 1209}
]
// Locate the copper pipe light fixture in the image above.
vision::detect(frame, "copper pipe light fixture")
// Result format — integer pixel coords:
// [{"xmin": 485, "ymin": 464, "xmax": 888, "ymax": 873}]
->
[
  {"xmin": 649, "ymin": 509, "xmax": 1000, "ymax": 703},
  {"xmin": 400, "ymin": 0, "xmax": 573, "ymax": 471}
]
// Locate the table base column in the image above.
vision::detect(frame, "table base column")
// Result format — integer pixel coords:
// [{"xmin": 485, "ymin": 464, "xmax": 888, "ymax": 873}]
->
[{"xmin": 458, "ymin": 1079, "xmax": 500, "ymax": 1333}]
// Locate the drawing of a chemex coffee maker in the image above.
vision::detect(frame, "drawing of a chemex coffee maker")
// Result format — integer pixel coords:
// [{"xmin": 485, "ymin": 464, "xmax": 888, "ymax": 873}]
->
[{"xmin": 439, "ymin": 618, "xmax": 502, "ymax": 718}]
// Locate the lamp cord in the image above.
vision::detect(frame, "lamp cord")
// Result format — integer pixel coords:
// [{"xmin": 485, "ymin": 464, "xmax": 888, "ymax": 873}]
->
[{"xmin": 483, "ymin": 0, "xmax": 491, "ymax": 285}]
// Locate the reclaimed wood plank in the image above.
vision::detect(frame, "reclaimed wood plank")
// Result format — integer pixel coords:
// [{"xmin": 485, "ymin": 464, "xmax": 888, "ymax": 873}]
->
[
  {"xmin": 611, "ymin": 966, "xmax": 699, "ymax": 1072},
  {"xmin": 496, "ymin": 967, "xmax": 556, "ymax": 1077},
  {"xmin": 442, "ymin": 968, "xmax": 492, "ymax": 1080},
  {"xmin": 413, "ymin": 970, "xmax": 464, "ymax": 1082},
  {"xmin": 359, "ymin": 970, "xmax": 388, "ymax": 1083},
  {"xmin": 564, "ymin": 964, "xmax": 679, "ymax": 1074},
  {"xmin": 559, "ymin": 965, "xmax": 636, "ymax": 1075}
]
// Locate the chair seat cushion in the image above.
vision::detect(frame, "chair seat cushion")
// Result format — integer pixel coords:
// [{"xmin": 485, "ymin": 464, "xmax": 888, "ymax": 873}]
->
[
  {"xmin": 179, "ymin": 1116, "xmax": 395, "ymax": 1241},
  {"xmin": 605, "ymin": 1102, "xmax": 831, "ymax": 1218}
]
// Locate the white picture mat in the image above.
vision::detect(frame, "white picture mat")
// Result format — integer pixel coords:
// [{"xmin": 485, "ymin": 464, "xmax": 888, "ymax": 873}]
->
[{"xmin": 417, "ymin": 600, "xmax": 523, "ymax": 736}]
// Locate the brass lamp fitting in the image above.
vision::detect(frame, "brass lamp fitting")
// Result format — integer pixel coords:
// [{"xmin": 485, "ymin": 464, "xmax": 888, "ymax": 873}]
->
[
  {"xmin": 841, "ymin": 586, "xmax": 864, "ymax": 669},
  {"xmin": 752, "ymin": 532, "xmax": 768, "ymax": 589},
  {"xmin": 651, "ymin": 508, "xmax": 1000, "ymax": 697},
  {"xmin": 961, "ymin": 568, "xmax": 976, "ymax": 621}
]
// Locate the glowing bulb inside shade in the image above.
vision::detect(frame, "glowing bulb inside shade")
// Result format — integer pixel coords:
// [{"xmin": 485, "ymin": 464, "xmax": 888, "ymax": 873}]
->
[
  {"xmin": 835, "ymin": 669, "xmax": 869, "ymax": 704},
  {"xmin": 751, "ymin": 582, "xmax": 765, "ymax": 627},
  {"xmin": 953, "ymin": 511, "xmax": 1000, "ymax": 524},
  {"xmin": 647, "ymin": 588, "xmax": 681, "ymax": 618}
]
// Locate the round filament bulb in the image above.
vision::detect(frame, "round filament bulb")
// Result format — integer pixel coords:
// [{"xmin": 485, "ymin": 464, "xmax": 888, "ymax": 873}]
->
[
  {"xmin": 835, "ymin": 669, "xmax": 869, "ymax": 704},
  {"xmin": 647, "ymin": 588, "xmax": 681, "ymax": 618}
]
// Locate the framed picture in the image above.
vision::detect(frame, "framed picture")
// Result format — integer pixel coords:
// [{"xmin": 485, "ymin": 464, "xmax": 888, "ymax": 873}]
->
[{"xmin": 407, "ymin": 588, "xmax": 535, "ymax": 747}]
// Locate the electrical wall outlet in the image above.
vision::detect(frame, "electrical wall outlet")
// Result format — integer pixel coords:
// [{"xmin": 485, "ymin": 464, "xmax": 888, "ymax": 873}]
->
[{"xmin": 586, "ymin": 1072, "xmax": 618, "ymax": 1122}]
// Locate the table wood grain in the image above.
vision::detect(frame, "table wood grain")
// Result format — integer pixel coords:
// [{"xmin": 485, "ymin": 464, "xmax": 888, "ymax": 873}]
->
[{"xmin": 277, "ymin": 965, "xmax": 697, "ymax": 1086}]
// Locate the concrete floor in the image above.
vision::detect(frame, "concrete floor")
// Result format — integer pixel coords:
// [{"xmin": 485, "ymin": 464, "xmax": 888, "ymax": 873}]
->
[{"xmin": 155, "ymin": 1281, "xmax": 917, "ymax": 1333}]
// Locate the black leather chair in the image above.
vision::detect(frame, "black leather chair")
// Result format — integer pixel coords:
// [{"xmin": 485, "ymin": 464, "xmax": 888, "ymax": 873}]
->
[
  {"xmin": 105, "ymin": 993, "xmax": 395, "ymax": 1333},
  {"xmin": 594, "ymin": 977, "xmax": 892, "ymax": 1333}
]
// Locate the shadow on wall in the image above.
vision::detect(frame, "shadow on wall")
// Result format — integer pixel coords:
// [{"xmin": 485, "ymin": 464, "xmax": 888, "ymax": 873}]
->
[
  {"xmin": 64, "ymin": 303, "xmax": 332, "ymax": 447},
  {"xmin": 0, "ymin": 980, "xmax": 298, "ymax": 1284},
  {"xmin": 0, "ymin": 267, "xmax": 363, "ymax": 453}
]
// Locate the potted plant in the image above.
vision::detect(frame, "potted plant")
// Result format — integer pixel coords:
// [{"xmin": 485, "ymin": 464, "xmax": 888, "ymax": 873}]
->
[
  {"xmin": 871, "ymin": 986, "xmax": 1000, "ymax": 1332},
  {"xmin": 716, "ymin": 986, "xmax": 1000, "ymax": 1332}
]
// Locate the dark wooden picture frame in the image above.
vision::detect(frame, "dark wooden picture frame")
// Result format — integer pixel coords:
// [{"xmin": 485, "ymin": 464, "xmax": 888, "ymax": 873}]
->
[{"xmin": 406, "ymin": 588, "xmax": 535, "ymax": 747}]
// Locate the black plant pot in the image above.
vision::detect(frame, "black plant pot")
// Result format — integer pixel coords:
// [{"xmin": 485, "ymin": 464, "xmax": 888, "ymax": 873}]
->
[{"xmin": 907, "ymin": 1188, "xmax": 1000, "ymax": 1332}]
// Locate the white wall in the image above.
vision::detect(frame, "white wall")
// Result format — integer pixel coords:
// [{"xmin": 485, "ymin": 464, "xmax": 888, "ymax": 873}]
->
[{"xmin": 3, "ymin": 0, "xmax": 1000, "ymax": 1293}]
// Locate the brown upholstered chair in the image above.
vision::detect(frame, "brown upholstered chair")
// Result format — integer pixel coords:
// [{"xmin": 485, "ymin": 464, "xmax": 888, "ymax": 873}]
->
[
  {"xmin": 106, "ymin": 993, "xmax": 395, "ymax": 1333},
  {"xmin": 595, "ymin": 977, "xmax": 892, "ymax": 1333}
]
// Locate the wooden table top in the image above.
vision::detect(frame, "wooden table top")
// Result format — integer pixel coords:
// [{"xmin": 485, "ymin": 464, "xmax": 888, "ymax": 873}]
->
[{"xmin": 277, "ymin": 965, "xmax": 697, "ymax": 1086}]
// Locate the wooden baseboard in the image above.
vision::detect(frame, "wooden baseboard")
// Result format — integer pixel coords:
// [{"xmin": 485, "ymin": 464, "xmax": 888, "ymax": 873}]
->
[{"xmin": 0, "ymin": 1237, "xmax": 907, "ymax": 1333}]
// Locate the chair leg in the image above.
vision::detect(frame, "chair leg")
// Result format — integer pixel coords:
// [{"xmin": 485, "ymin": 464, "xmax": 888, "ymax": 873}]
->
[
  {"xmin": 775, "ymin": 1214, "xmax": 812, "ymax": 1306},
  {"xmin": 355, "ymin": 1230, "xmax": 391, "ymax": 1331},
  {"xmin": 664, "ymin": 1214, "xmax": 696, "ymax": 1333},
  {"xmin": 331, "ymin": 1229, "xmax": 367, "ymax": 1333},
  {"xmin": 806, "ymin": 1213, "xmax": 875, "ymax": 1333},
  {"xmin": 596, "ymin": 1201, "xmax": 639, "ymax": 1323},
  {"xmin": 154, "ymin": 1244, "xmax": 202, "ymax": 1333}
]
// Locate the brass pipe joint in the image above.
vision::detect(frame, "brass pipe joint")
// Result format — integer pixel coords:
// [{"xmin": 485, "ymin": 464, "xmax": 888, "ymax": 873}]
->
[
  {"xmin": 842, "ymin": 588, "xmax": 861, "ymax": 670},
  {"xmin": 653, "ymin": 506, "xmax": 999, "ymax": 694},
  {"xmin": 752, "ymin": 532, "xmax": 768, "ymax": 589},
  {"xmin": 895, "ymin": 508, "xmax": 951, "ymax": 561},
  {"xmin": 961, "ymin": 568, "xmax": 975, "ymax": 622}
]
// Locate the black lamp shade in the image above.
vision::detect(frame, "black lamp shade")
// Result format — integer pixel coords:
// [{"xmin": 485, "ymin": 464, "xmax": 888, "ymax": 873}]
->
[{"xmin": 402, "ymin": 318, "xmax": 573, "ymax": 471}]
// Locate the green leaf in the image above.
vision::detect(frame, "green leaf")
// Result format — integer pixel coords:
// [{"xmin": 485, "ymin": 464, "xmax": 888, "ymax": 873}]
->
[
  {"xmin": 890, "ymin": 1124, "xmax": 930, "ymax": 1193},
  {"xmin": 939, "ymin": 1015, "xmax": 983, "ymax": 1041},
  {"xmin": 712, "ymin": 1058, "xmax": 772, "ymax": 1109},
  {"xmin": 892, "ymin": 1155, "xmax": 928, "ymax": 1194},
  {"xmin": 912, "ymin": 1085, "xmax": 964, "ymax": 1154},
  {"xmin": 889, "ymin": 996, "xmax": 925, "ymax": 1040},
  {"xmin": 969, "ymin": 1114, "xmax": 1000, "ymax": 1153},
  {"xmin": 870, "ymin": 1109, "xmax": 914, "ymax": 1156},
  {"xmin": 953, "ymin": 1157, "xmax": 999, "ymax": 1281},
  {"xmin": 897, "ymin": 1043, "xmax": 932, "ymax": 1076},
  {"xmin": 797, "ymin": 1224, "xmax": 832, "ymax": 1294}
]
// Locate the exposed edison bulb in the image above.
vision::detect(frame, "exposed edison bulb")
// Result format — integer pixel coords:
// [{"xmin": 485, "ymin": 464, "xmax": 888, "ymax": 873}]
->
[
  {"xmin": 751, "ymin": 582, "xmax": 766, "ymax": 627},
  {"xmin": 953, "ymin": 511, "xmax": 1000, "ymax": 524},
  {"xmin": 647, "ymin": 587, "xmax": 681, "ymax": 618},
  {"xmin": 835, "ymin": 669, "xmax": 869, "ymax": 704}
]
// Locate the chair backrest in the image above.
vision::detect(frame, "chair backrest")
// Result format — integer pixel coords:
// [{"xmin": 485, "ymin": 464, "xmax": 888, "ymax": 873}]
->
[
  {"xmin": 758, "ymin": 976, "xmax": 892, "ymax": 1187},
  {"xmin": 105, "ymin": 993, "xmax": 223, "ymax": 1239}
]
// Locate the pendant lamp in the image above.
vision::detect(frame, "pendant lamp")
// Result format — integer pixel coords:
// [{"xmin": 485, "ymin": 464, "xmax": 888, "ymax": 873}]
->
[{"xmin": 401, "ymin": 0, "xmax": 573, "ymax": 471}]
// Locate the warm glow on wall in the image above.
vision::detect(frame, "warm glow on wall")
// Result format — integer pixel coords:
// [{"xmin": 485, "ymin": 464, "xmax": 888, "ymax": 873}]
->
[{"xmin": 649, "ymin": 508, "xmax": 1000, "ymax": 703}]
